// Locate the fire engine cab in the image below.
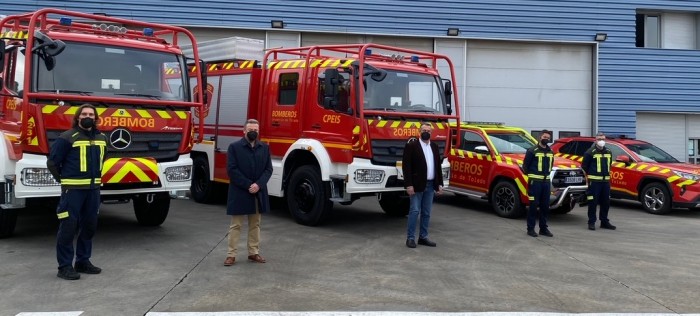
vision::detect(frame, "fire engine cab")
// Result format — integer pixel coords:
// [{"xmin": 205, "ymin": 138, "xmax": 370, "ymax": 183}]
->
[
  {"xmin": 0, "ymin": 9, "xmax": 205, "ymax": 237},
  {"xmin": 183, "ymin": 37, "xmax": 460, "ymax": 225}
]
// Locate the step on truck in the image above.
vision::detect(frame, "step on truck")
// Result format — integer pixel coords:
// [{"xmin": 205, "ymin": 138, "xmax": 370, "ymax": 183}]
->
[
  {"xmin": 182, "ymin": 38, "xmax": 461, "ymax": 225},
  {"xmin": 0, "ymin": 9, "xmax": 206, "ymax": 237}
]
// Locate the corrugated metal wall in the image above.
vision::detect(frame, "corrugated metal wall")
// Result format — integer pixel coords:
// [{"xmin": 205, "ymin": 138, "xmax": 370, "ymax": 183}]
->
[{"xmin": 5, "ymin": 0, "xmax": 700, "ymax": 137}]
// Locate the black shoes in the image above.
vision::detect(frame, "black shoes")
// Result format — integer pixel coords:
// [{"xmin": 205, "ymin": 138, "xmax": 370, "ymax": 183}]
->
[
  {"xmin": 601, "ymin": 222, "xmax": 617, "ymax": 230},
  {"xmin": 57, "ymin": 266, "xmax": 80, "ymax": 280},
  {"xmin": 75, "ymin": 261, "xmax": 102, "ymax": 274},
  {"xmin": 588, "ymin": 223, "xmax": 596, "ymax": 230},
  {"xmin": 406, "ymin": 239, "xmax": 417, "ymax": 248},
  {"xmin": 417, "ymin": 238, "xmax": 437, "ymax": 247},
  {"xmin": 527, "ymin": 230, "xmax": 538, "ymax": 237},
  {"xmin": 539, "ymin": 228, "xmax": 554, "ymax": 237}
]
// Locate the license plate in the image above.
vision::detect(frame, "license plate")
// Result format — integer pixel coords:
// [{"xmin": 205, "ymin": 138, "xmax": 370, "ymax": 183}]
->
[{"xmin": 565, "ymin": 176, "xmax": 584, "ymax": 184}]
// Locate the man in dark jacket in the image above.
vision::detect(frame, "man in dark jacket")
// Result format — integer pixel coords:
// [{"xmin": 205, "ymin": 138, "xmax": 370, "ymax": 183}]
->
[
  {"xmin": 224, "ymin": 119, "xmax": 273, "ymax": 266},
  {"xmin": 47, "ymin": 103, "xmax": 107, "ymax": 280},
  {"xmin": 582, "ymin": 132, "xmax": 617, "ymax": 231},
  {"xmin": 402, "ymin": 123, "xmax": 444, "ymax": 248}
]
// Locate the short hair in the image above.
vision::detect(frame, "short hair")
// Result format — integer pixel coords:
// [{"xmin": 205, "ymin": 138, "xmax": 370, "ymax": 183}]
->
[
  {"xmin": 244, "ymin": 119, "xmax": 259, "ymax": 130},
  {"xmin": 596, "ymin": 132, "xmax": 605, "ymax": 137},
  {"xmin": 73, "ymin": 103, "xmax": 98, "ymax": 128},
  {"xmin": 420, "ymin": 122, "xmax": 432, "ymax": 129},
  {"xmin": 541, "ymin": 129, "xmax": 552, "ymax": 137}
]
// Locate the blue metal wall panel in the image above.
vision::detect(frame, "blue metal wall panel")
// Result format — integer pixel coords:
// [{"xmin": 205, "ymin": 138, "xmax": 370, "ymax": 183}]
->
[{"xmin": 5, "ymin": 0, "xmax": 700, "ymax": 137}]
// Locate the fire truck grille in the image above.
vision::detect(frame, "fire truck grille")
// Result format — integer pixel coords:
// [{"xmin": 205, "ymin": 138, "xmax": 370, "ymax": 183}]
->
[
  {"xmin": 551, "ymin": 168, "xmax": 586, "ymax": 188},
  {"xmin": 47, "ymin": 131, "xmax": 182, "ymax": 163},
  {"xmin": 370, "ymin": 139, "xmax": 446, "ymax": 166}
]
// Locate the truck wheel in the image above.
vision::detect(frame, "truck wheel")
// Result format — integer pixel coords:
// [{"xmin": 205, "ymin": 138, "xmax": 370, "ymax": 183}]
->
[
  {"xmin": 0, "ymin": 183, "xmax": 18, "ymax": 238},
  {"xmin": 491, "ymin": 181, "xmax": 524, "ymax": 218},
  {"xmin": 287, "ymin": 165, "xmax": 332, "ymax": 226},
  {"xmin": 191, "ymin": 155, "xmax": 216, "ymax": 204},
  {"xmin": 133, "ymin": 192, "xmax": 170, "ymax": 226},
  {"xmin": 641, "ymin": 182, "xmax": 672, "ymax": 215},
  {"xmin": 378, "ymin": 192, "xmax": 409, "ymax": 217},
  {"xmin": 551, "ymin": 195, "xmax": 575, "ymax": 214}
]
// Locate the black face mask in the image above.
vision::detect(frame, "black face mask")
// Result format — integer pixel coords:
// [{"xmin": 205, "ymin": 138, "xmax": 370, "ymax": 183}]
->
[
  {"xmin": 80, "ymin": 117, "xmax": 95, "ymax": 129},
  {"xmin": 246, "ymin": 131, "xmax": 258, "ymax": 141},
  {"xmin": 420, "ymin": 131, "xmax": 431, "ymax": 141},
  {"xmin": 540, "ymin": 138, "xmax": 550, "ymax": 146}
]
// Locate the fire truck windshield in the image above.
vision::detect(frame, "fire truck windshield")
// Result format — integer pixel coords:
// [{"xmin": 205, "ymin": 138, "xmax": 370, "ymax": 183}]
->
[
  {"xmin": 362, "ymin": 70, "xmax": 446, "ymax": 115},
  {"xmin": 34, "ymin": 41, "xmax": 188, "ymax": 102},
  {"xmin": 487, "ymin": 132, "xmax": 536, "ymax": 154}
]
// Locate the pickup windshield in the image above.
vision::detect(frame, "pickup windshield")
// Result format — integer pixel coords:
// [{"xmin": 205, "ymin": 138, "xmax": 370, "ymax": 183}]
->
[
  {"xmin": 363, "ymin": 70, "xmax": 446, "ymax": 115},
  {"xmin": 487, "ymin": 132, "xmax": 536, "ymax": 154},
  {"xmin": 35, "ymin": 41, "xmax": 188, "ymax": 101}
]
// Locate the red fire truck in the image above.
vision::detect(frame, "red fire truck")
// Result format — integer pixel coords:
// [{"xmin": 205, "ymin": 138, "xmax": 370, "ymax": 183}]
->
[
  {"xmin": 185, "ymin": 39, "xmax": 460, "ymax": 225},
  {"xmin": 0, "ymin": 9, "xmax": 205, "ymax": 237}
]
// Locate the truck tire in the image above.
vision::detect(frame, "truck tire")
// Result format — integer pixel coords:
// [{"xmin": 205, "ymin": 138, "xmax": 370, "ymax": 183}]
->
[
  {"xmin": 378, "ymin": 192, "xmax": 409, "ymax": 217},
  {"xmin": 287, "ymin": 165, "xmax": 332, "ymax": 226},
  {"xmin": 133, "ymin": 192, "xmax": 170, "ymax": 226},
  {"xmin": 0, "ymin": 183, "xmax": 18, "ymax": 238},
  {"xmin": 551, "ymin": 195, "xmax": 575, "ymax": 214},
  {"xmin": 191, "ymin": 155, "xmax": 216, "ymax": 204},
  {"xmin": 641, "ymin": 182, "xmax": 672, "ymax": 215},
  {"xmin": 491, "ymin": 181, "xmax": 524, "ymax": 218}
]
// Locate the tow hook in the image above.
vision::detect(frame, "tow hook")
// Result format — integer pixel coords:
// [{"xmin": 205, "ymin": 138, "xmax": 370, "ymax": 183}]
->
[{"xmin": 146, "ymin": 193, "xmax": 155, "ymax": 203}]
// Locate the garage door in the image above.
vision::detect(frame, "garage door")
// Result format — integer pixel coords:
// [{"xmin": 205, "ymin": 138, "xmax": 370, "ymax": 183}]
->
[
  {"xmin": 636, "ymin": 113, "xmax": 688, "ymax": 161},
  {"xmin": 179, "ymin": 27, "xmax": 265, "ymax": 43},
  {"xmin": 465, "ymin": 41, "xmax": 593, "ymax": 139}
]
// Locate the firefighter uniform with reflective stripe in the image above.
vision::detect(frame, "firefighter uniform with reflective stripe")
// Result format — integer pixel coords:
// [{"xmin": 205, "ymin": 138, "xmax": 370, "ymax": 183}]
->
[
  {"xmin": 47, "ymin": 127, "xmax": 107, "ymax": 270},
  {"xmin": 523, "ymin": 144, "xmax": 554, "ymax": 231},
  {"xmin": 581, "ymin": 145, "xmax": 613, "ymax": 225}
]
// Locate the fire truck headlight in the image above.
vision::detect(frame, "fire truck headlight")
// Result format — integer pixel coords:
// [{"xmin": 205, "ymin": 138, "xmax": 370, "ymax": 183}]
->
[
  {"xmin": 165, "ymin": 166, "xmax": 192, "ymax": 182},
  {"xmin": 354, "ymin": 169, "xmax": 385, "ymax": 184},
  {"xmin": 21, "ymin": 168, "xmax": 60, "ymax": 186},
  {"xmin": 442, "ymin": 168, "xmax": 450, "ymax": 181}
]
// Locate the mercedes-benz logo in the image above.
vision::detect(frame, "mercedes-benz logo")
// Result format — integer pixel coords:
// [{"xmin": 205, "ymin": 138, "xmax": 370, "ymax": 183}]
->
[{"xmin": 110, "ymin": 128, "xmax": 132, "ymax": 150}]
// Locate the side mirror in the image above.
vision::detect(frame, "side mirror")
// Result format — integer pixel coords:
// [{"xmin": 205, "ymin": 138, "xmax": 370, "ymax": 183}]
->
[
  {"xmin": 370, "ymin": 70, "xmax": 387, "ymax": 82},
  {"xmin": 45, "ymin": 40, "xmax": 66, "ymax": 57},
  {"xmin": 616, "ymin": 155, "xmax": 631, "ymax": 165},
  {"xmin": 323, "ymin": 68, "xmax": 341, "ymax": 109},
  {"xmin": 0, "ymin": 41, "xmax": 5, "ymax": 74},
  {"xmin": 443, "ymin": 80, "xmax": 453, "ymax": 115},
  {"xmin": 474, "ymin": 145, "xmax": 490, "ymax": 154},
  {"xmin": 44, "ymin": 55, "xmax": 56, "ymax": 71},
  {"xmin": 199, "ymin": 59, "xmax": 207, "ymax": 105}
]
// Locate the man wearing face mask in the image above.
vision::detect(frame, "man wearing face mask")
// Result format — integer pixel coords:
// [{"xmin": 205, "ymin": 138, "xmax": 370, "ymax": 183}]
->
[
  {"xmin": 47, "ymin": 103, "xmax": 107, "ymax": 280},
  {"xmin": 402, "ymin": 123, "xmax": 443, "ymax": 248},
  {"xmin": 582, "ymin": 132, "xmax": 616, "ymax": 231},
  {"xmin": 224, "ymin": 119, "xmax": 273, "ymax": 266},
  {"xmin": 523, "ymin": 130, "xmax": 554, "ymax": 237}
]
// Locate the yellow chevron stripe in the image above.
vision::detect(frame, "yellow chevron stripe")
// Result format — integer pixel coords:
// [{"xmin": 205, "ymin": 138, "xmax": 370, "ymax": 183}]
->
[
  {"xmin": 648, "ymin": 166, "xmax": 660, "ymax": 172},
  {"xmin": 135, "ymin": 109, "xmax": 152, "ymax": 118},
  {"xmin": 107, "ymin": 161, "xmax": 153, "ymax": 183},
  {"xmin": 42, "ymin": 105, "xmax": 59, "ymax": 114},
  {"xmin": 666, "ymin": 175, "xmax": 681, "ymax": 183},
  {"xmin": 637, "ymin": 164, "xmax": 648, "ymax": 171},
  {"xmin": 659, "ymin": 169, "xmax": 671, "ymax": 174},
  {"xmin": 155, "ymin": 110, "xmax": 172, "ymax": 119},
  {"xmin": 377, "ymin": 120, "xmax": 388, "ymax": 128},
  {"xmin": 133, "ymin": 158, "xmax": 159, "ymax": 174},
  {"xmin": 677, "ymin": 180, "xmax": 695, "ymax": 187},
  {"xmin": 175, "ymin": 111, "xmax": 187, "ymax": 119},
  {"xmin": 390, "ymin": 121, "xmax": 401, "ymax": 128},
  {"xmin": 514, "ymin": 178, "xmax": 527, "ymax": 196}
]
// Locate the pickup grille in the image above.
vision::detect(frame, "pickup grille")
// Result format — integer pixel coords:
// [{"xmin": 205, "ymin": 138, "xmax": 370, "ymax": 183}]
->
[
  {"xmin": 47, "ymin": 130, "xmax": 182, "ymax": 163},
  {"xmin": 551, "ymin": 168, "xmax": 586, "ymax": 188},
  {"xmin": 370, "ymin": 139, "xmax": 446, "ymax": 166}
]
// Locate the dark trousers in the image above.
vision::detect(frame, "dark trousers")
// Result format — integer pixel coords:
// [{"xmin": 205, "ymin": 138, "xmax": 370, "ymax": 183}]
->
[
  {"xmin": 587, "ymin": 181, "xmax": 611, "ymax": 224},
  {"xmin": 56, "ymin": 189, "xmax": 100, "ymax": 269},
  {"xmin": 527, "ymin": 180, "xmax": 550, "ymax": 230}
]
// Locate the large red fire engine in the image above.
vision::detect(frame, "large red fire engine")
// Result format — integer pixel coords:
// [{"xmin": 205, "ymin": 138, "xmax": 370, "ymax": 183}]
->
[
  {"xmin": 0, "ymin": 9, "xmax": 205, "ymax": 237},
  {"xmin": 184, "ymin": 38, "xmax": 460, "ymax": 225}
]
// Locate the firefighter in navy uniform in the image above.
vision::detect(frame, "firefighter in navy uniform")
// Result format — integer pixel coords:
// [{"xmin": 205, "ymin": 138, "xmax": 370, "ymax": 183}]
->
[
  {"xmin": 47, "ymin": 104, "xmax": 108, "ymax": 280},
  {"xmin": 581, "ymin": 132, "xmax": 617, "ymax": 231},
  {"xmin": 523, "ymin": 130, "xmax": 554, "ymax": 237}
]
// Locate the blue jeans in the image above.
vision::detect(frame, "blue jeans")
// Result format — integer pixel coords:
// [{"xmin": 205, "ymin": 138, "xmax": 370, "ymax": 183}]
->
[{"xmin": 407, "ymin": 180, "xmax": 435, "ymax": 240}]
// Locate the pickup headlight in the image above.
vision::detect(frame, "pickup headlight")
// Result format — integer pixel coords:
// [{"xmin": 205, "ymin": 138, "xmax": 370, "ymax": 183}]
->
[
  {"xmin": 673, "ymin": 170, "xmax": 700, "ymax": 181},
  {"xmin": 354, "ymin": 169, "xmax": 385, "ymax": 184}
]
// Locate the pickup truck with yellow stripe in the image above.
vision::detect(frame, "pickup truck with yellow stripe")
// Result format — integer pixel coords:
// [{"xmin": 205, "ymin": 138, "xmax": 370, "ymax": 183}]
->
[{"xmin": 445, "ymin": 122, "xmax": 587, "ymax": 218}]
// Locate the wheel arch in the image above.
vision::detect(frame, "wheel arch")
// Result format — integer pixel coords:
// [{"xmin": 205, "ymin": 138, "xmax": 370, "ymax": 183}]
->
[
  {"xmin": 281, "ymin": 139, "xmax": 333, "ymax": 191},
  {"xmin": 637, "ymin": 176, "xmax": 673, "ymax": 201},
  {"xmin": 191, "ymin": 142, "xmax": 216, "ymax": 181}
]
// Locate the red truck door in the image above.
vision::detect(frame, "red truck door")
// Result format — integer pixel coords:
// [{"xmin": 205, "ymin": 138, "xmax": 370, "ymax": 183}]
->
[{"xmin": 263, "ymin": 70, "xmax": 303, "ymax": 157}]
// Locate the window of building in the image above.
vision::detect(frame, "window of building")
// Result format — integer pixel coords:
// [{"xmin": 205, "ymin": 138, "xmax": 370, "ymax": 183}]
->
[
  {"xmin": 636, "ymin": 13, "xmax": 661, "ymax": 48},
  {"xmin": 689, "ymin": 139, "xmax": 700, "ymax": 164},
  {"xmin": 278, "ymin": 72, "xmax": 299, "ymax": 106}
]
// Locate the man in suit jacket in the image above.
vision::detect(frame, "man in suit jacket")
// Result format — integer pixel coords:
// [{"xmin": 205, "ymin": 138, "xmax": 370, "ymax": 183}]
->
[{"xmin": 402, "ymin": 122, "xmax": 444, "ymax": 248}]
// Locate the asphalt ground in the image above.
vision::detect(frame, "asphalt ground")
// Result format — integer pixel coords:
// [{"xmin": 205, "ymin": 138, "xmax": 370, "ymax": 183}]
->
[{"xmin": 2, "ymin": 193, "xmax": 700, "ymax": 315}]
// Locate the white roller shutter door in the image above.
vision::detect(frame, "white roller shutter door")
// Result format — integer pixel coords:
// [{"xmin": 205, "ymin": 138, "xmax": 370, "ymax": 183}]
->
[
  {"xmin": 636, "ymin": 113, "xmax": 687, "ymax": 161},
  {"xmin": 465, "ymin": 41, "xmax": 592, "ymax": 138}
]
